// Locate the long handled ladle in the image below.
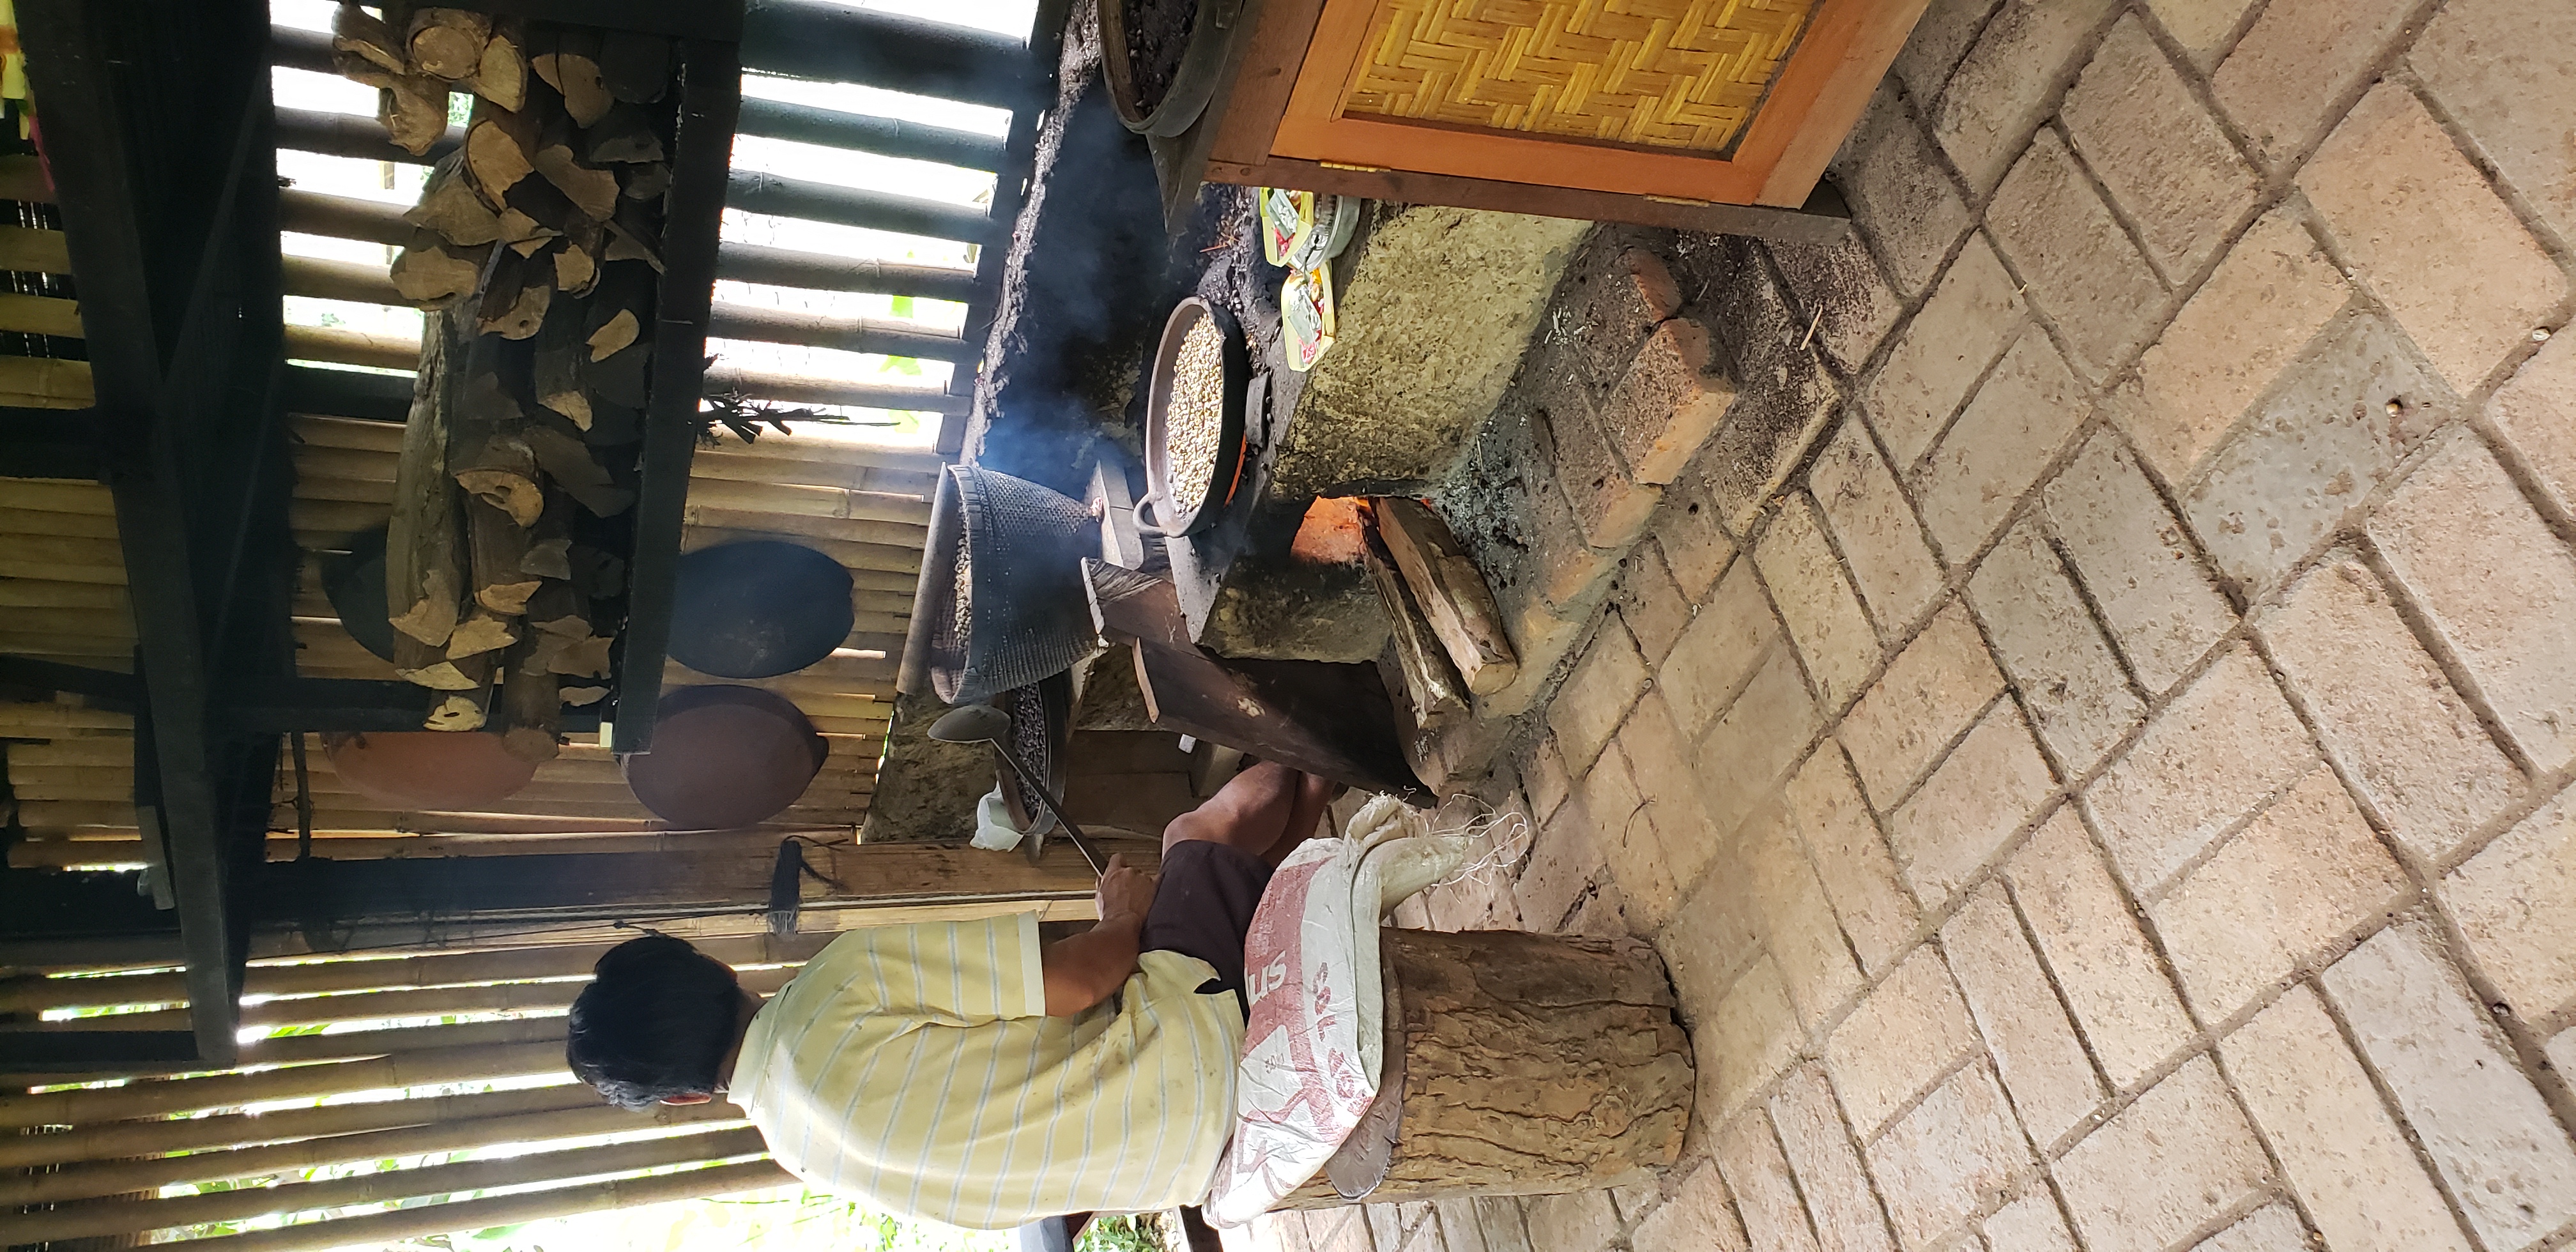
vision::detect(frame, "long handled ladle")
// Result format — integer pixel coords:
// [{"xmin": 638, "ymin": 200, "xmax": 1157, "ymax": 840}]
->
[{"xmin": 927, "ymin": 703, "xmax": 1108, "ymax": 878}]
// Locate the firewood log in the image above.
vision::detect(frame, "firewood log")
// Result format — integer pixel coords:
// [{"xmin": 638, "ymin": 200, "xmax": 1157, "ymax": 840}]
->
[
  {"xmin": 464, "ymin": 97, "xmax": 540, "ymax": 200},
  {"xmin": 389, "ymin": 230, "xmax": 488, "ymax": 304},
  {"xmin": 523, "ymin": 537, "xmax": 574, "ymax": 581},
  {"xmin": 425, "ymin": 685, "xmax": 494, "ymax": 731},
  {"xmin": 620, "ymin": 162, "xmax": 670, "ymax": 202},
  {"xmin": 587, "ymin": 340, "xmax": 648, "ymax": 411},
  {"xmin": 502, "ymin": 174, "xmax": 584, "ymax": 245},
  {"xmin": 332, "ymin": 2, "xmax": 408, "ymax": 77},
  {"xmin": 474, "ymin": 17, "xmax": 529, "ymax": 111},
  {"xmin": 380, "ymin": 76, "xmax": 451, "ymax": 156},
  {"xmin": 446, "ymin": 605, "xmax": 520, "ymax": 659},
  {"xmin": 406, "ymin": 8, "xmax": 492, "ymax": 80},
  {"xmin": 407, "ymin": 155, "xmax": 505, "ymax": 246},
  {"xmin": 534, "ymin": 630, "xmax": 614, "ymax": 679},
  {"xmin": 449, "ymin": 372, "xmax": 546, "ymax": 526},
  {"xmin": 332, "ymin": 50, "xmax": 398, "ymax": 89},
  {"xmin": 395, "ymin": 631, "xmax": 489, "ymax": 690},
  {"xmin": 586, "ymin": 308, "xmax": 640, "ymax": 362},
  {"xmin": 597, "ymin": 33, "xmax": 670, "ymax": 104},
  {"xmin": 526, "ymin": 424, "xmax": 635, "ymax": 517},
  {"xmin": 533, "ymin": 137, "xmax": 620, "ymax": 223},
  {"xmin": 500, "ymin": 639, "xmax": 564, "ymax": 763},
  {"xmin": 525, "ymin": 578, "xmax": 592, "ymax": 638},
  {"xmin": 523, "ymin": 498, "xmax": 574, "ymax": 581},
  {"xmin": 493, "ymin": 206, "xmax": 553, "ymax": 250},
  {"xmin": 602, "ymin": 199, "xmax": 663, "ymax": 271},
  {"xmin": 466, "ymin": 495, "xmax": 542, "ymax": 615},
  {"xmin": 551, "ymin": 222, "xmax": 601, "ymax": 296},
  {"xmin": 532, "ymin": 28, "xmax": 613, "ymax": 126},
  {"xmin": 569, "ymin": 545, "xmax": 625, "ymax": 600},
  {"xmin": 388, "ymin": 316, "xmax": 466, "ymax": 648},
  {"xmin": 583, "ymin": 105, "xmax": 664, "ymax": 164},
  {"xmin": 532, "ymin": 298, "xmax": 593, "ymax": 431},
  {"xmin": 583, "ymin": 400, "xmax": 641, "ymax": 447},
  {"xmin": 475, "ymin": 246, "xmax": 551, "ymax": 340}
]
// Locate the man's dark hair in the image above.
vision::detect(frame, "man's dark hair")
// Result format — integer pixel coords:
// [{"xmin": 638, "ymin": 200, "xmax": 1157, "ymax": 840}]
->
[{"xmin": 566, "ymin": 934, "xmax": 744, "ymax": 1110}]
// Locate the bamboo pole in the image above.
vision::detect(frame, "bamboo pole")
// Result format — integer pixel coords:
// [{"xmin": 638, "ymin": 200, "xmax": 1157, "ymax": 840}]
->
[
  {"xmin": 289, "ymin": 415, "xmax": 406, "ymax": 454},
  {"xmin": 0, "ymin": 478, "xmax": 116, "ymax": 514},
  {"xmin": 279, "ymin": 253, "xmax": 414, "ymax": 307},
  {"xmin": 3, "ymin": 606, "xmax": 139, "ymax": 638},
  {"xmin": 679, "ymin": 524, "xmax": 922, "ymax": 577},
  {"xmin": 0, "ymin": 559, "xmax": 130, "ymax": 587},
  {"xmin": 15, "ymin": 966, "xmax": 801, "ymax": 1034},
  {"xmin": 0, "ymin": 503, "xmax": 122, "ymax": 538},
  {"xmin": 276, "ymin": 333, "xmax": 972, "ymax": 416},
  {"xmin": 0, "ymin": 533, "xmax": 125, "ymax": 567},
  {"xmin": 293, "ymin": 477, "xmax": 400, "ymax": 507},
  {"xmin": 292, "ymin": 445, "xmax": 401, "ymax": 482},
  {"xmin": 845, "ymin": 609, "xmax": 913, "ymax": 640},
  {"xmin": 1, "ymin": 1100, "xmax": 746, "ymax": 1207},
  {"xmin": 678, "ymin": 480, "xmax": 933, "ymax": 529},
  {"xmin": 0, "ymin": 292, "xmax": 84, "ymax": 337},
  {"xmin": 13, "ymin": 799, "xmax": 141, "ymax": 827},
  {"xmin": 4, "ymin": 737, "xmax": 135, "ymax": 766},
  {"xmin": 0, "ymin": 703, "xmax": 133, "ymax": 731},
  {"xmin": 142, "ymin": 1159, "xmax": 793, "ymax": 1252},
  {"xmin": 0, "ymin": 224, "xmax": 71, "ymax": 272},
  {"xmin": 288, "ymin": 497, "xmax": 392, "ymax": 536},
  {"xmin": 0, "ymin": 355, "xmax": 95, "ymax": 407},
  {"xmin": 700, "ymin": 365, "xmax": 972, "ymax": 415},
  {"xmin": 0, "ymin": 933, "xmax": 832, "ymax": 1016},
  {"xmin": 0, "ymin": 578, "xmax": 130, "ymax": 609},
  {"xmin": 0, "ymin": 1041, "xmax": 568, "ymax": 1128},
  {"xmin": 0, "ymin": 1083, "xmax": 601, "ymax": 1172},
  {"xmin": 0, "ymin": 634, "xmax": 137, "ymax": 662},
  {"xmin": 0, "ymin": 1126, "xmax": 771, "ymax": 1245},
  {"xmin": 688, "ymin": 440, "xmax": 947, "ymax": 477}
]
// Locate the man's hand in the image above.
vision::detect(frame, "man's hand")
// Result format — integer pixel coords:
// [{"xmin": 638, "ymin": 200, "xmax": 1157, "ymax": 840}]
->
[
  {"xmin": 1095, "ymin": 854, "xmax": 1158, "ymax": 928},
  {"xmin": 1041, "ymin": 856, "xmax": 1158, "ymax": 1017}
]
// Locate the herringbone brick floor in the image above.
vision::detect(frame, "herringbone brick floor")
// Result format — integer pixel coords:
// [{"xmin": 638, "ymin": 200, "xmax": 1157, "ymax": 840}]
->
[{"xmin": 1233, "ymin": 1, "xmax": 2576, "ymax": 1249}]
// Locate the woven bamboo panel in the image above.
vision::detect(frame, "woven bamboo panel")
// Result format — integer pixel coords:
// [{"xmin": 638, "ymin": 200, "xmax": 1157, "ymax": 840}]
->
[{"xmin": 1341, "ymin": 0, "xmax": 1815, "ymax": 151}]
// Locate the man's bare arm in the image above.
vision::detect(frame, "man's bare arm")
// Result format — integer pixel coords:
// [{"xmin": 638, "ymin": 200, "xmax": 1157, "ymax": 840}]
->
[{"xmin": 1040, "ymin": 854, "xmax": 1156, "ymax": 1016}]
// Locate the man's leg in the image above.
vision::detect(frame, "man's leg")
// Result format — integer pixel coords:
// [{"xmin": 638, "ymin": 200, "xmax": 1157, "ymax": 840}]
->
[{"xmin": 1162, "ymin": 761, "xmax": 1336, "ymax": 866}]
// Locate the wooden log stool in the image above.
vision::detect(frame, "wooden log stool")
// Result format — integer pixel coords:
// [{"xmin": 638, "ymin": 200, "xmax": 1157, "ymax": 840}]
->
[{"xmin": 1275, "ymin": 928, "xmax": 1695, "ymax": 1207}]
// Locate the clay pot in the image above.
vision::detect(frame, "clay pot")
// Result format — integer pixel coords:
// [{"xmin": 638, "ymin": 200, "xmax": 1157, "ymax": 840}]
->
[
  {"xmin": 668, "ymin": 539, "xmax": 854, "ymax": 679},
  {"xmin": 620, "ymin": 685, "xmax": 827, "ymax": 828},
  {"xmin": 323, "ymin": 731, "xmax": 538, "ymax": 811}
]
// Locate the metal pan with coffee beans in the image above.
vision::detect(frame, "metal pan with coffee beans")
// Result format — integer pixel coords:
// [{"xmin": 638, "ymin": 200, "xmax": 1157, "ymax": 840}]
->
[{"xmin": 1143, "ymin": 296, "xmax": 1251, "ymax": 537}]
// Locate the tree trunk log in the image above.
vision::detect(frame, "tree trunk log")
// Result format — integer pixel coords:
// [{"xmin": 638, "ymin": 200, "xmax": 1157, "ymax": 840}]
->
[{"xmin": 1276, "ymin": 928, "xmax": 1692, "ymax": 1208}]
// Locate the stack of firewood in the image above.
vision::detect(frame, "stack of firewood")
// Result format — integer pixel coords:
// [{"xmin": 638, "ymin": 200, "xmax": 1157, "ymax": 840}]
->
[{"xmin": 326, "ymin": 3, "xmax": 676, "ymax": 761}]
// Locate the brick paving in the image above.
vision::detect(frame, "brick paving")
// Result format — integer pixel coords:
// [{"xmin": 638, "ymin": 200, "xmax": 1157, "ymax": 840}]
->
[{"xmin": 1230, "ymin": 3, "xmax": 2576, "ymax": 1251}]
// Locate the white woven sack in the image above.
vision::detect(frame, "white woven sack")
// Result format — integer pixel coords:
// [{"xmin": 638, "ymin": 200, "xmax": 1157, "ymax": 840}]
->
[{"xmin": 1204, "ymin": 797, "xmax": 1476, "ymax": 1225}]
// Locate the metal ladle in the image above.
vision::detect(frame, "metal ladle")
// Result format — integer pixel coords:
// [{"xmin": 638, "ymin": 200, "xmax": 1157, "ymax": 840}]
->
[{"xmin": 928, "ymin": 704, "xmax": 1107, "ymax": 878}]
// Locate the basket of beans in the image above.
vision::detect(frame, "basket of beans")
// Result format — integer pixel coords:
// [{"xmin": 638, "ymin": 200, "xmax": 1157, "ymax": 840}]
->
[{"xmin": 923, "ymin": 464, "xmax": 1101, "ymax": 705}]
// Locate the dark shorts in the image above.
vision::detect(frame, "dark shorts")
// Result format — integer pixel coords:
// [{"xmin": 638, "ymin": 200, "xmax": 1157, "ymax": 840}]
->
[{"xmin": 1140, "ymin": 839, "xmax": 1274, "ymax": 1011}]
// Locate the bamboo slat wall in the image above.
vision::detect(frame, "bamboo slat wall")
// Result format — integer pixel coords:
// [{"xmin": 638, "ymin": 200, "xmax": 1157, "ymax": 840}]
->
[
  {"xmin": 0, "ymin": 473, "xmax": 147, "ymax": 871},
  {"xmin": 0, "ymin": 940, "xmax": 827, "ymax": 1249}
]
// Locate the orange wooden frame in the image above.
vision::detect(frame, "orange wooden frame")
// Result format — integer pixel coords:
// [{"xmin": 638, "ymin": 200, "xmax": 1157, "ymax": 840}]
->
[{"xmin": 1264, "ymin": 0, "xmax": 1929, "ymax": 208}]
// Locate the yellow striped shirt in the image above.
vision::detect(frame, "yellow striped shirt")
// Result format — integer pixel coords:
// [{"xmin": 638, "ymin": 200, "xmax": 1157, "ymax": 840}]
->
[{"xmin": 728, "ymin": 913, "xmax": 1242, "ymax": 1229}]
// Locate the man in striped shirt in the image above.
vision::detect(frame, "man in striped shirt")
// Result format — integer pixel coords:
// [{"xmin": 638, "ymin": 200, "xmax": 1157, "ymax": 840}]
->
[{"xmin": 565, "ymin": 761, "xmax": 1336, "ymax": 1230}]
